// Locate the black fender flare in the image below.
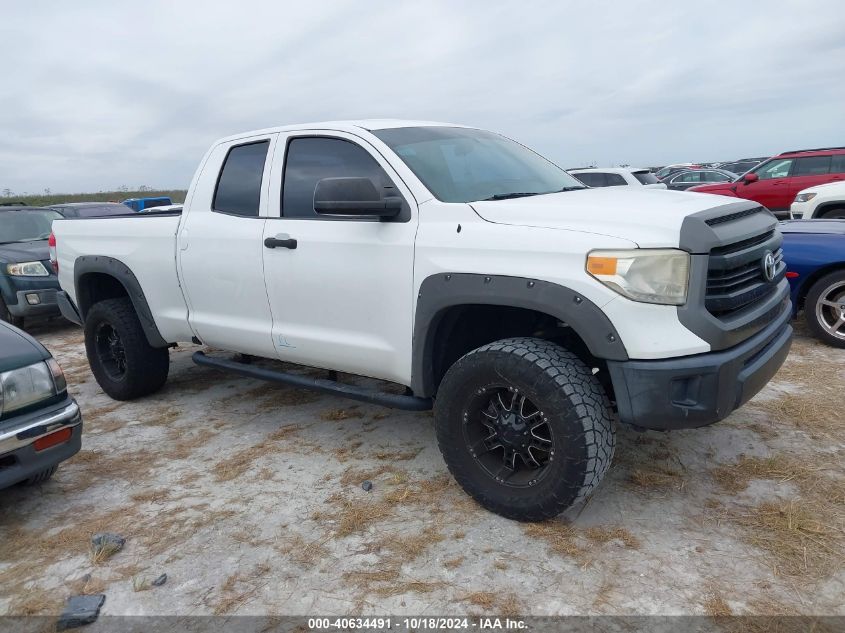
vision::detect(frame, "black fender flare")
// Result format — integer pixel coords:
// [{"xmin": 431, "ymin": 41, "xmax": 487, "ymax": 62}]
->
[
  {"xmin": 410, "ymin": 273, "xmax": 628, "ymax": 396},
  {"xmin": 73, "ymin": 255, "xmax": 168, "ymax": 348}
]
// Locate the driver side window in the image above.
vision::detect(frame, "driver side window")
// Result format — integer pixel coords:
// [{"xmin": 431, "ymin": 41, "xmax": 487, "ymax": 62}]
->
[
  {"xmin": 755, "ymin": 159, "xmax": 793, "ymax": 180},
  {"xmin": 282, "ymin": 137, "xmax": 398, "ymax": 219}
]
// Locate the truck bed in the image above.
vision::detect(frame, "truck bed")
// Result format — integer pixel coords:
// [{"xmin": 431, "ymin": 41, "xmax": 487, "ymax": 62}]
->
[{"xmin": 53, "ymin": 214, "xmax": 192, "ymax": 344}]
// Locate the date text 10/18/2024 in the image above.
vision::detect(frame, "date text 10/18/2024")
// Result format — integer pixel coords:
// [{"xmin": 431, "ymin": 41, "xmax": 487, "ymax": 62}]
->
[{"xmin": 308, "ymin": 617, "xmax": 528, "ymax": 631}]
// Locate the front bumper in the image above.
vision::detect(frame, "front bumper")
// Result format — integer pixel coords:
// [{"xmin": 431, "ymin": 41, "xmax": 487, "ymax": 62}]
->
[
  {"xmin": 789, "ymin": 202, "xmax": 811, "ymax": 220},
  {"xmin": 607, "ymin": 306, "xmax": 792, "ymax": 430},
  {"xmin": 1, "ymin": 274, "xmax": 61, "ymax": 318},
  {"xmin": 0, "ymin": 398, "xmax": 82, "ymax": 488},
  {"xmin": 6, "ymin": 288, "xmax": 60, "ymax": 317}
]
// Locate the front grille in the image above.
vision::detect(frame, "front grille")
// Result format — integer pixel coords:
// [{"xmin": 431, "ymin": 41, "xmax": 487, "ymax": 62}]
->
[{"xmin": 706, "ymin": 231, "xmax": 784, "ymax": 318}]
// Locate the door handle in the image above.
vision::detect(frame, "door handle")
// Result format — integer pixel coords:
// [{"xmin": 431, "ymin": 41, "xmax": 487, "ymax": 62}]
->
[{"xmin": 264, "ymin": 235, "xmax": 297, "ymax": 249}]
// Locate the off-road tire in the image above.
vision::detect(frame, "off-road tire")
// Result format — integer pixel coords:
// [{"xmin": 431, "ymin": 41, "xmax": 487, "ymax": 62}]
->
[
  {"xmin": 23, "ymin": 465, "xmax": 57, "ymax": 485},
  {"xmin": 434, "ymin": 337, "xmax": 616, "ymax": 521},
  {"xmin": 804, "ymin": 270, "xmax": 845, "ymax": 348},
  {"xmin": 85, "ymin": 298, "xmax": 170, "ymax": 400},
  {"xmin": 0, "ymin": 296, "xmax": 24, "ymax": 329}
]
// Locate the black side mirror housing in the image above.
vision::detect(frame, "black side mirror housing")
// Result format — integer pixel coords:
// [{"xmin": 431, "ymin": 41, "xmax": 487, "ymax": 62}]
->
[{"xmin": 313, "ymin": 177, "xmax": 401, "ymax": 220}]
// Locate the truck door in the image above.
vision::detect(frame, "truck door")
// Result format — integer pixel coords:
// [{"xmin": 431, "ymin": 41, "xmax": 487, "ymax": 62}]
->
[
  {"xmin": 261, "ymin": 132, "xmax": 418, "ymax": 386},
  {"xmin": 177, "ymin": 134, "xmax": 279, "ymax": 357}
]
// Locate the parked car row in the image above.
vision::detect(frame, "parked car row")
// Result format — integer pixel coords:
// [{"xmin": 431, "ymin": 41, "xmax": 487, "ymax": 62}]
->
[{"xmin": 688, "ymin": 146, "xmax": 845, "ymax": 218}]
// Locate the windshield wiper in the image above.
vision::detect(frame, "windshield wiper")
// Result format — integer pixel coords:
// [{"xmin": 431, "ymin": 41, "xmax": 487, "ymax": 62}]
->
[
  {"xmin": 482, "ymin": 192, "xmax": 543, "ymax": 201},
  {"xmin": 557, "ymin": 186, "xmax": 587, "ymax": 192}
]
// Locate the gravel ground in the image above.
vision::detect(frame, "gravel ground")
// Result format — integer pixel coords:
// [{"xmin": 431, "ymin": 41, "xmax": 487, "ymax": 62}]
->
[{"xmin": 1, "ymin": 319, "xmax": 843, "ymax": 621}]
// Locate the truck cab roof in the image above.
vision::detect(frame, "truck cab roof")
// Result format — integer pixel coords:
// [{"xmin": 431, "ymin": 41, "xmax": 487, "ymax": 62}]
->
[{"xmin": 214, "ymin": 119, "xmax": 470, "ymax": 144}]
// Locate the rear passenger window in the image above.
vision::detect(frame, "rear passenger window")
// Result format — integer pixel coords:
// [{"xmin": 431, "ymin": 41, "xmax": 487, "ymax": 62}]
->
[
  {"xmin": 673, "ymin": 172, "xmax": 701, "ymax": 183},
  {"xmin": 793, "ymin": 156, "xmax": 831, "ymax": 176},
  {"xmin": 831, "ymin": 155, "xmax": 845, "ymax": 174},
  {"xmin": 282, "ymin": 137, "xmax": 395, "ymax": 219},
  {"xmin": 605, "ymin": 173, "xmax": 627, "ymax": 186},
  {"xmin": 573, "ymin": 173, "xmax": 604, "ymax": 187},
  {"xmin": 213, "ymin": 141, "xmax": 269, "ymax": 217}
]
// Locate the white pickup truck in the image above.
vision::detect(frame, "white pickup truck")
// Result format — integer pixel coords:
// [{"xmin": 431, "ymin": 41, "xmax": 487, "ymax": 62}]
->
[{"xmin": 52, "ymin": 120, "xmax": 792, "ymax": 521}]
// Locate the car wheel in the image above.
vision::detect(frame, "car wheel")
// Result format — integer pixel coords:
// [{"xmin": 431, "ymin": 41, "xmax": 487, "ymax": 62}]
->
[
  {"xmin": 84, "ymin": 297, "xmax": 170, "ymax": 400},
  {"xmin": 0, "ymin": 296, "xmax": 24, "ymax": 328},
  {"xmin": 23, "ymin": 465, "xmax": 57, "ymax": 485},
  {"xmin": 434, "ymin": 337, "xmax": 615, "ymax": 521},
  {"xmin": 821, "ymin": 207, "xmax": 845, "ymax": 219},
  {"xmin": 804, "ymin": 271, "xmax": 845, "ymax": 348}
]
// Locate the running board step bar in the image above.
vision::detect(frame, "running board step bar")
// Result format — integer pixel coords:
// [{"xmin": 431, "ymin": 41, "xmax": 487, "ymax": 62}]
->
[{"xmin": 192, "ymin": 351, "xmax": 432, "ymax": 411}]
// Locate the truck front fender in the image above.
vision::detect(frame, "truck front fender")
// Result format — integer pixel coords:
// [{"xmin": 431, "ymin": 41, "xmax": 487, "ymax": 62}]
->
[{"xmin": 411, "ymin": 273, "xmax": 628, "ymax": 397}]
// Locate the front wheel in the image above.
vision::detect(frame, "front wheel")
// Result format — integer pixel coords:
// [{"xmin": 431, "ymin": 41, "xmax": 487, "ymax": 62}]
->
[
  {"xmin": 84, "ymin": 298, "xmax": 170, "ymax": 400},
  {"xmin": 0, "ymin": 296, "xmax": 24, "ymax": 329},
  {"xmin": 434, "ymin": 337, "xmax": 615, "ymax": 521},
  {"xmin": 23, "ymin": 465, "xmax": 57, "ymax": 486},
  {"xmin": 804, "ymin": 271, "xmax": 845, "ymax": 348},
  {"xmin": 821, "ymin": 207, "xmax": 845, "ymax": 219}
]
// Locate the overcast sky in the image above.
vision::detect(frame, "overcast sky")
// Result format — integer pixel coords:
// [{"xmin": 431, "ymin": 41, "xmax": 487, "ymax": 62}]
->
[{"xmin": 2, "ymin": 0, "xmax": 844, "ymax": 194}]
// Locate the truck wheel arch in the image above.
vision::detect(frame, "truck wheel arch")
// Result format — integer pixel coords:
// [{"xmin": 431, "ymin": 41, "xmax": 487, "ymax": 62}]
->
[
  {"xmin": 73, "ymin": 256, "xmax": 168, "ymax": 348},
  {"xmin": 411, "ymin": 273, "xmax": 628, "ymax": 397}
]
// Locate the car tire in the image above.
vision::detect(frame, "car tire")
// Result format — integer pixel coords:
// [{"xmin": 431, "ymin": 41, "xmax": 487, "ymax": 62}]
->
[
  {"xmin": 821, "ymin": 207, "xmax": 845, "ymax": 219},
  {"xmin": 434, "ymin": 337, "xmax": 615, "ymax": 521},
  {"xmin": 804, "ymin": 270, "xmax": 845, "ymax": 348},
  {"xmin": 0, "ymin": 296, "xmax": 24, "ymax": 329},
  {"xmin": 84, "ymin": 297, "xmax": 170, "ymax": 400},
  {"xmin": 23, "ymin": 465, "xmax": 57, "ymax": 485}
]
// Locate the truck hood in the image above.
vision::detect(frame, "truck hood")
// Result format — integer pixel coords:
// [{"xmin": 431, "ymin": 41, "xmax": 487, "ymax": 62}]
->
[
  {"xmin": 469, "ymin": 188, "xmax": 742, "ymax": 248},
  {"xmin": 0, "ymin": 239, "xmax": 49, "ymax": 264}
]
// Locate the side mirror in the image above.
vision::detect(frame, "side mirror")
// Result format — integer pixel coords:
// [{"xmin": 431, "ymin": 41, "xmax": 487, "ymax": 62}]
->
[
  {"xmin": 742, "ymin": 172, "xmax": 759, "ymax": 184},
  {"xmin": 313, "ymin": 177, "xmax": 402, "ymax": 220}
]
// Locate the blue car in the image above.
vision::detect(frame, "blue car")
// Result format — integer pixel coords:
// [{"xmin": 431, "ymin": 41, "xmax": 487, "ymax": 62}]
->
[{"xmin": 780, "ymin": 220, "xmax": 845, "ymax": 347}]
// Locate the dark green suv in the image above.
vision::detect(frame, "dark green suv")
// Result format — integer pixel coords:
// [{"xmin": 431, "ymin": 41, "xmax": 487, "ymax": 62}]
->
[
  {"xmin": 0, "ymin": 206, "xmax": 63, "ymax": 327},
  {"xmin": 0, "ymin": 319, "xmax": 81, "ymax": 488}
]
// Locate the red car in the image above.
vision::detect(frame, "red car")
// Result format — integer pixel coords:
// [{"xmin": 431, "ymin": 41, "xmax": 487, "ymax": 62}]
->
[{"xmin": 688, "ymin": 147, "xmax": 845, "ymax": 218}]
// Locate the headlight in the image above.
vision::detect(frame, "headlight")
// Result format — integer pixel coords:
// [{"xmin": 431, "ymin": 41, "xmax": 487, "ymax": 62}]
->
[
  {"xmin": 586, "ymin": 249, "xmax": 690, "ymax": 305},
  {"xmin": 0, "ymin": 360, "xmax": 64, "ymax": 417},
  {"xmin": 794, "ymin": 192, "xmax": 817, "ymax": 204},
  {"xmin": 6, "ymin": 261, "xmax": 50, "ymax": 277}
]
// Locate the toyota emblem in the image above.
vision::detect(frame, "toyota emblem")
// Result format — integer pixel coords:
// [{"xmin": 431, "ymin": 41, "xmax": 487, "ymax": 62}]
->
[{"xmin": 762, "ymin": 251, "xmax": 776, "ymax": 282}]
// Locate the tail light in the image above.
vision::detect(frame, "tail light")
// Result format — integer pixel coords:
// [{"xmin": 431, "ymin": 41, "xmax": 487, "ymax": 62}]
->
[{"xmin": 48, "ymin": 232, "xmax": 58, "ymax": 273}]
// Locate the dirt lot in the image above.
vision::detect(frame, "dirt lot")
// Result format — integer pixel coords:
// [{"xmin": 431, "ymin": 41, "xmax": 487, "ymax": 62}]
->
[{"xmin": 1, "ymin": 320, "xmax": 843, "ymax": 619}]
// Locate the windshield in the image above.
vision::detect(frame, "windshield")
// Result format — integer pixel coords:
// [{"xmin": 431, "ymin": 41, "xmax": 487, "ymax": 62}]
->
[
  {"xmin": 372, "ymin": 126, "xmax": 585, "ymax": 203},
  {"xmin": 0, "ymin": 210, "xmax": 62, "ymax": 244}
]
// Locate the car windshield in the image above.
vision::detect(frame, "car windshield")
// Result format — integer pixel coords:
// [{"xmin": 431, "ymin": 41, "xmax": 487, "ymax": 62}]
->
[
  {"xmin": 372, "ymin": 126, "xmax": 586, "ymax": 203},
  {"xmin": 0, "ymin": 210, "xmax": 62, "ymax": 244}
]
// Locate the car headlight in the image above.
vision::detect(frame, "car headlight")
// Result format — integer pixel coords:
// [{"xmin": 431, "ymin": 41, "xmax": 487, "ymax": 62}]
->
[
  {"xmin": 6, "ymin": 261, "xmax": 50, "ymax": 276},
  {"xmin": 793, "ymin": 192, "xmax": 817, "ymax": 204},
  {"xmin": 586, "ymin": 249, "xmax": 690, "ymax": 305},
  {"xmin": 0, "ymin": 359, "xmax": 66, "ymax": 417}
]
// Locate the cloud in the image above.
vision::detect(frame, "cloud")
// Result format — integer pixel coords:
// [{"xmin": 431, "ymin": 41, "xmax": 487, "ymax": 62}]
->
[{"xmin": 1, "ymin": 0, "xmax": 844, "ymax": 193}]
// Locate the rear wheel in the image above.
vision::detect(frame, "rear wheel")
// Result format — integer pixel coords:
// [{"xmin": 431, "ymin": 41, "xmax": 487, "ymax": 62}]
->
[
  {"xmin": 804, "ymin": 271, "xmax": 845, "ymax": 348},
  {"xmin": 0, "ymin": 296, "xmax": 24, "ymax": 328},
  {"xmin": 434, "ymin": 337, "xmax": 615, "ymax": 521},
  {"xmin": 84, "ymin": 298, "xmax": 170, "ymax": 399}
]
